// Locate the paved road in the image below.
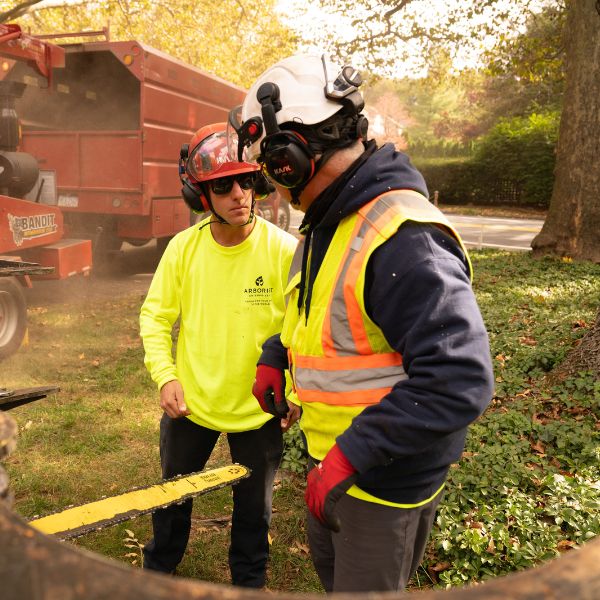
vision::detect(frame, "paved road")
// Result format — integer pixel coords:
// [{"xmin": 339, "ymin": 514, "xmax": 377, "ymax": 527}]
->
[
  {"xmin": 445, "ymin": 214, "xmax": 543, "ymax": 250},
  {"xmin": 290, "ymin": 208, "xmax": 543, "ymax": 251}
]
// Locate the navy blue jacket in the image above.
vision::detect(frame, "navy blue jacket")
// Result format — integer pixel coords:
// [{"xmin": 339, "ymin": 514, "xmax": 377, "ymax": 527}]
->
[{"xmin": 262, "ymin": 143, "xmax": 494, "ymax": 503}]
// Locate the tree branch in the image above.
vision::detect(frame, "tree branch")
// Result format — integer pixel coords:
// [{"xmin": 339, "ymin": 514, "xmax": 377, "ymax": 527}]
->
[
  {"xmin": 383, "ymin": 0, "xmax": 413, "ymax": 21},
  {"xmin": 0, "ymin": 0, "xmax": 46, "ymax": 23}
]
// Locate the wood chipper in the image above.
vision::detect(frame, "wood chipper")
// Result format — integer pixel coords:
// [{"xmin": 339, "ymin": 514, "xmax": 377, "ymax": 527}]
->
[{"xmin": 0, "ymin": 24, "xmax": 92, "ymax": 360}]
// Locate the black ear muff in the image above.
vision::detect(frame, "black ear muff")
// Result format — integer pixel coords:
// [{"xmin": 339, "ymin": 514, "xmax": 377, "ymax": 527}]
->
[
  {"xmin": 356, "ymin": 115, "xmax": 369, "ymax": 140},
  {"xmin": 256, "ymin": 81, "xmax": 315, "ymax": 189},
  {"xmin": 181, "ymin": 177, "xmax": 209, "ymax": 213},
  {"xmin": 179, "ymin": 143, "xmax": 209, "ymax": 212},
  {"xmin": 261, "ymin": 131, "xmax": 315, "ymax": 189},
  {"xmin": 254, "ymin": 172, "xmax": 276, "ymax": 200}
]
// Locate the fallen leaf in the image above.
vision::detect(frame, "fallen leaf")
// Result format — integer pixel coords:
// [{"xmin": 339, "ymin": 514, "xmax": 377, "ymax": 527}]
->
[
  {"xmin": 461, "ymin": 451, "xmax": 478, "ymax": 459},
  {"xmin": 430, "ymin": 561, "xmax": 451, "ymax": 572},
  {"xmin": 557, "ymin": 540, "xmax": 576, "ymax": 552},
  {"xmin": 293, "ymin": 541, "xmax": 310, "ymax": 555},
  {"xmin": 530, "ymin": 440, "xmax": 545, "ymax": 455}
]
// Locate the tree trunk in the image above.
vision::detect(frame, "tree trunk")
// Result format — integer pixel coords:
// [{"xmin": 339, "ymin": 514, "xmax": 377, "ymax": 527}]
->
[
  {"xmin": 553, "ymin": 307, "xmax": 600, "ymax": 379},
  {"xmin": 531, "ymin": 0, "xmax": 600, "ymax": 262}
]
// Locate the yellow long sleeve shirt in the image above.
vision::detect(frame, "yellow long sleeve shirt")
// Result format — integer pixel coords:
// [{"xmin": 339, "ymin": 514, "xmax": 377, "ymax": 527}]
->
[{"xmin": 140, "ymin": 216, "xmax": 297, "ymax": 432}]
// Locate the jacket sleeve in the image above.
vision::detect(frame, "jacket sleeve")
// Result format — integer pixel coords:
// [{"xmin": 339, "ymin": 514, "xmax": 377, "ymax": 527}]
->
[
  {"xmin": 336, "ymin": 222, "xmax": 494, "ymax": 472},
  {"xmin": 257, "ymin": 333, "xmax": 289, "ymax": 370},
  {"xmin": 139, "ymin": 240, "xmax": 182, "ymax": 390}
]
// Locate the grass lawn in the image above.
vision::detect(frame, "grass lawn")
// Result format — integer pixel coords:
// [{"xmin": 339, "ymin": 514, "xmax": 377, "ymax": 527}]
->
[{"xmin": 2, "ymin": 249, "xmax": 598, "ymax": 592}]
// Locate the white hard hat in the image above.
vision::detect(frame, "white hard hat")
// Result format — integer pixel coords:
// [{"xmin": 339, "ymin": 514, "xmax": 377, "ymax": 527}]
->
[
  {"xmin": 242, "ymin": 54, "xmax": 344, "ymax": 126},
  {"xmin": 237, "ymin": 54, "xmax": 363, "ymax": 162},
  {"xmin": 229, "ymin": 54, "xmax": 366, "ymax": 174}
]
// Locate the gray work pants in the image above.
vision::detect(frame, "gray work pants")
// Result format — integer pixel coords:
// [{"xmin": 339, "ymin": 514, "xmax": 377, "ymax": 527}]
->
[{"xmin": 306, "ymin": 491, "xmax": 442, "ymax": 593}]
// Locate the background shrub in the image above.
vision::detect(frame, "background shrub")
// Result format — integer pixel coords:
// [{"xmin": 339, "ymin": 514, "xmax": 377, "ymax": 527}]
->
[{"xmin": 413, "ymin": 111, "xmax": 559, "ymax": 208}]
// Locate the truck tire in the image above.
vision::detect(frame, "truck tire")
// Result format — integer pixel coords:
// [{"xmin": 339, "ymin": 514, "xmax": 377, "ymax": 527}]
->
[
  {"xmin": 0, "ymin": 278, "xmax": 27, "ymax": 360},
  {"xmin": 277, "ymin": 199, "xmax": 291, "ymax": 232}
]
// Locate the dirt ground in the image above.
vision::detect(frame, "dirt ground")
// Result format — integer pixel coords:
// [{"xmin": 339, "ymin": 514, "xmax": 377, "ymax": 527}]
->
[{"xmin": 25, "ymin": 242, "xmax": 159, "ymax": 308}]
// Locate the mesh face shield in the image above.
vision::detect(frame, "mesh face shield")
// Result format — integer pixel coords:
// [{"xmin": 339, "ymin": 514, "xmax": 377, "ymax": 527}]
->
[{"xmin": 187, "ymin": 128, "xmax": 259, "ymax": 186}]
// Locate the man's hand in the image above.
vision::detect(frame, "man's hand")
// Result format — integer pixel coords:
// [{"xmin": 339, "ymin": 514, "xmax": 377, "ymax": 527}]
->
[
  {"xmin": 160, "ymin": 380, "xmax": 191, "ymax": 418},
  {"xmin": 281, "ymin": 401, "xmax": 301, "ymax": 432},
  {"xmin": 305, "ymin": 444, "xmax": 357, "ymax": 532},
  {"xmin": 252, "ymin": 364, "xmax": 288, "ymax": 418}
]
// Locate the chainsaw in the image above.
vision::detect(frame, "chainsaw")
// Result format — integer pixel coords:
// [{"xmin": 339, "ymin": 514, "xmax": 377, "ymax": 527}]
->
[
  {"xmin": 2, "ymin": 389, "xmax": 249, "ymax": 540},
  {"xmin": 28, "ymin": 464, "xmax": 250, "ymax": 540}
]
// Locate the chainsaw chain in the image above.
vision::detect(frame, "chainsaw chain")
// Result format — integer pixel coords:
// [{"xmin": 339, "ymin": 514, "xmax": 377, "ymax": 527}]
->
[{"xmin": 28, "ymin": 465, "xmax": 249, "ymax": 540}]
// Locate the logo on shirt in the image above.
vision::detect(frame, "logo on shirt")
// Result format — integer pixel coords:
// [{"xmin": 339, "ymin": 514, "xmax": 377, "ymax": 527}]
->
[{"xmin": 244, "ymin": 275, "xmax": 273, "ymax": 306}]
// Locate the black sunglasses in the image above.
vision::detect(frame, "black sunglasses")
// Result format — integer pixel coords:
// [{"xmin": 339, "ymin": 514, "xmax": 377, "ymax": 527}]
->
[{"xmin": 210, "ymin": 173, "xmax": 257, "ymax": 195}]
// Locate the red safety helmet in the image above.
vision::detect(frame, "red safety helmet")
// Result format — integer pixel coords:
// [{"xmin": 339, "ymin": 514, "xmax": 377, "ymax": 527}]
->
[{"xmin": 180, "ymin": 122, "xmax": 259, "ymax": 214}]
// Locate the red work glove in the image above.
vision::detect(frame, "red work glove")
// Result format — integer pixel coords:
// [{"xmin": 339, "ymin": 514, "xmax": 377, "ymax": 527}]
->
[
  {"xmin": 305, "ymin": 444, "xmax": 357, "ymax": 532},
  {"xmin": 252, "ymin": 364, "xmax": 288, "ymax": 418}
]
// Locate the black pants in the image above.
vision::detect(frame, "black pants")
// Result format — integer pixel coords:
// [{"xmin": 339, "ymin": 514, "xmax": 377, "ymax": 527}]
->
[{"xmin": 143, "ymin": 414, "xmax": 283, "ymax": 588}]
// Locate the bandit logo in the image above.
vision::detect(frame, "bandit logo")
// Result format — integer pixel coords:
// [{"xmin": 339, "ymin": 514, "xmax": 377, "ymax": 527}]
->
[{"xmin": 8, "ymin": 212, "xmax": 57, "ymax": 247}]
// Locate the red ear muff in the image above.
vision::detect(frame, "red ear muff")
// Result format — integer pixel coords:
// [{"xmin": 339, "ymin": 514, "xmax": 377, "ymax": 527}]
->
[{"xmin": 260, "ymin": 131, "xmax": 315, "ymax": 189}]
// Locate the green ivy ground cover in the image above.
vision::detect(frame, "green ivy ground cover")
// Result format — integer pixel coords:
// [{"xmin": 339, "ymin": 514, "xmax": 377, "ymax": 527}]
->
[{"xmin": 282, "ymin": 250, "xmax": 600, "ymax": 588}]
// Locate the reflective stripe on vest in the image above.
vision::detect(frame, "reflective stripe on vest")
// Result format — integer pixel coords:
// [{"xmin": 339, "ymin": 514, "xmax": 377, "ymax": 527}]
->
[
  {"xmin": 294, "ymin": 352, "xmax": 406, "ymax": 406},
  {"xmin": 291, "ymin": 190, "xmax": 469, "ymax": 408}
]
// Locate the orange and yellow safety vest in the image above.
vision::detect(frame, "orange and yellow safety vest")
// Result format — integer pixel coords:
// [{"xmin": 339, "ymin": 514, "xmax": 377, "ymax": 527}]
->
[{"xmin": 282, "ymin": 190, "xmax": 470, "ymax": 505}]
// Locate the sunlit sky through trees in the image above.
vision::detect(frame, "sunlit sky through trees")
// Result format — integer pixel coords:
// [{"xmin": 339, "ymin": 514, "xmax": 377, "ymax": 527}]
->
[
  {"xmin": 275, "ymin": 0, "xmax": 550, "ymax": 78},
  {"xmin": 17, "ymin": 0, "xmax": 550, "ymax": 80}
]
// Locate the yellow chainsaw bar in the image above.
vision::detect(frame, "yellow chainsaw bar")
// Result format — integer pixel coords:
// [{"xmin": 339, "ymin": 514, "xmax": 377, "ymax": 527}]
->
[{"xmin": 28, "ymin": 464, "xmax": 250, "ymax": 540}]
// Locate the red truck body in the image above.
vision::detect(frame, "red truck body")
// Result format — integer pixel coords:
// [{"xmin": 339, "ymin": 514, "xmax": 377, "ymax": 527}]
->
[{"xmin": 11, "ymin": 37, "xmax": 256, "ymax": 250}]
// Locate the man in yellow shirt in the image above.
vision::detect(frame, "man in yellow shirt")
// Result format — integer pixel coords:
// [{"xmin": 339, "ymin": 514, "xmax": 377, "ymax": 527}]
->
[{"xmin": 139, "ymin": 123, "xmax": 298, "ymax": 587}]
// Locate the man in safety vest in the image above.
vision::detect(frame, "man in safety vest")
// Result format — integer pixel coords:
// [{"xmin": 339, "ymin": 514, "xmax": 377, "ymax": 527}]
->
[
  {"xmin": 140, "ymin": 123, "xmax": 298, "ymax": 587},
  {"xmin": 231, "ymin": 56, "xmax": 494, "ymax": 592}
]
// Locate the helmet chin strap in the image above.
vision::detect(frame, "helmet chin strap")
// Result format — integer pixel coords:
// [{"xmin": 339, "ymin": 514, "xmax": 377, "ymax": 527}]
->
[
  {"xmin": 197, "ymin": 185, "xmax": 256, "ymax": 229},
  {"xmin": 198, "ymin": 199, "xmax": 256, "ymax": 230}
]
